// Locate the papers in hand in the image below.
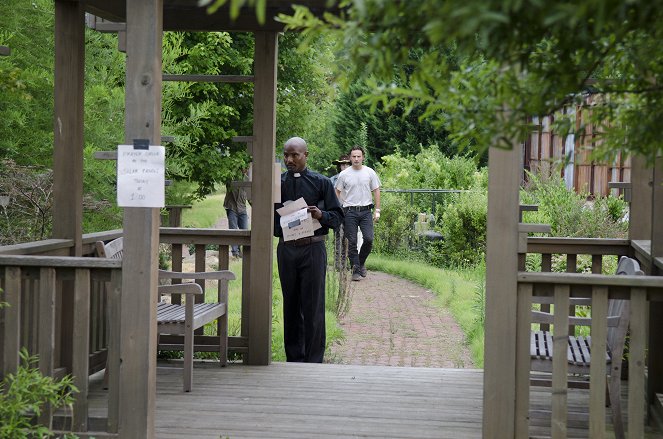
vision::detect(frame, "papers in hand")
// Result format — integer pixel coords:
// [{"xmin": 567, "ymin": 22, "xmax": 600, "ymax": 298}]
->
[{"xmin": 277, "ymin": 197, "xmax": 322, "ymax": 241}]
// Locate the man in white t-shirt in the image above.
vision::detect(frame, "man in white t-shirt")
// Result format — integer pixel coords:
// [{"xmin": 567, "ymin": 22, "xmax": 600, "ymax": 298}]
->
[{"xmin": 334, "ymin": 146, "xmax": 381, "ymax": 281}]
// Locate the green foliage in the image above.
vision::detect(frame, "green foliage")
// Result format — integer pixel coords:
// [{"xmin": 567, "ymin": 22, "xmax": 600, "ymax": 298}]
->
[
  {"xmin": 373, "ymin": 194, "xmax": 418, "ymax": 256},
  {"xmin": 520, "ymin": 173, "xmax": 628, "ymax": 238},
  {"xmin": 439, "ymin": 191, "xmax": 488, "ymax": 268},
  {"xmin": 332, "ymin": 81, "xmax": 453, "ymax": 165},
  {"xmin": 0, "ymin": 348, "xmax": 78, "ymax": 439},
  {"xmin": 0, "ymin": 0, "xmax": 55, "ymax": 166},
  {"xmin": 280, "ymin": 0, "xmax": 663, "ymax": 161}
]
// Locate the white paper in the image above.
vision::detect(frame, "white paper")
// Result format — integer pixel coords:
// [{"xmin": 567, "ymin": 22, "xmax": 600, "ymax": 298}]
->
[
  {"xmin": 117, "ymin": 144, "xmax": 165, "ymax": 208},
  {"xmin": 277, "ymin": 197, "xmax": 317, "ymax": 241}
]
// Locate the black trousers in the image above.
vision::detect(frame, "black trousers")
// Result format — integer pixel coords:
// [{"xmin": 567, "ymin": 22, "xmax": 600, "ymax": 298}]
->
[
  {"xmin": 277, "ymin": 240, "xmax": 327, "ymax": 363},
  {"xmin": 344, "ymin": 209, "xmax": 374, "ymax": 269}
]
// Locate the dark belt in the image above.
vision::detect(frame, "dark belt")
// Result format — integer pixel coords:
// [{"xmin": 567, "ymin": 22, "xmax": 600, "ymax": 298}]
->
[
  {"xmin": 343, "ymin": 205, "xmax": 372, "ymax": 212},
  {"xmin": 279, "ymin": 235, "xmax": 326, "ymax": 246}
]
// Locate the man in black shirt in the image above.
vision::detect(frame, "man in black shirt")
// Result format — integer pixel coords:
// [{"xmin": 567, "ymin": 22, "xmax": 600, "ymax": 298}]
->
[{"xmin": 274, "ymin": 137, "xmax": 343, "ymax": 362}]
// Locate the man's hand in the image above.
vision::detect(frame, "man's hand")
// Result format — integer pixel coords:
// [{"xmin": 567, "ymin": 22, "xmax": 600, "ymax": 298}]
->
[
  {"xmin": 307, "ymin": 206, "xmax": 323, "ymax": 220},
  {"xmin": 373, "ymin": 209, "xmax": 380, "ymax": 222}
]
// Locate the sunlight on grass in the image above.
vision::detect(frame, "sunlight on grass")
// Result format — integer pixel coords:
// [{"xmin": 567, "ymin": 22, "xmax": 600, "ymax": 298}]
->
[
  {"xmin": 367, "ymin": 254, "xmax": 486, "ymax": 367},
  {"xmin": 181, "ymin": 191, "xmax": 226, "ymax": 228}
]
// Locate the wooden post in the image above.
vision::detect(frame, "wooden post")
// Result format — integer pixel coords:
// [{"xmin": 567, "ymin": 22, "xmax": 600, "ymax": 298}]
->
[
  {"xmin": 649, "ymin": 156, "xmax": 663, "ymax": 410},
  {"xmin": 52, "ymin": 0, "xmax": 85, "ymax": 382},
  {"xmin": 119, "ymin": 1, "xmax": 163, "ymax": 437},
  {"xmin": 53, "ymin": 0, "xmax": 84, "ymax": 257},
  {"xmin": 483, "ymin": 141, "xmax": 521, "ymax": 438},
  {"xmin": 629, "ymin": 154, "xmax": 652, "ymax": 240},
  {"xmin": 247, "ymin": 31, "xmax": 278, "ymax": 365}
]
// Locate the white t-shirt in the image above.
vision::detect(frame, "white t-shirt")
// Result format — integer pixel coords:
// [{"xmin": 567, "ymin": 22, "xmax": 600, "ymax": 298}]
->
[{"xmin": 334, "ymin": 166, "xmax": 381, "ymax": 207}]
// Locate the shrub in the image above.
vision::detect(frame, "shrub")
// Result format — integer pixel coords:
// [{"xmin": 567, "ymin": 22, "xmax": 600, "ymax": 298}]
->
[
  {"xmin": 0, "ymin": 348, "xmax": 78, "ymax": 439},
  {"xmin": 373, "ymin": 193, "xmax": 418, "ymax": 256},
  {"xmin": 521, "ymin": 173, "xmax": 628, "ymax": 238},
  {"xmin": 439, "ymin": 190, "xmax": 487, "ymax": 268}
]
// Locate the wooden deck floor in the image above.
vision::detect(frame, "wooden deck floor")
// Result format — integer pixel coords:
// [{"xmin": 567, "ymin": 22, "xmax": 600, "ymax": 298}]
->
[{"xmin": 82, "ymin": 362, "xmax": 663, "ymax": 438}]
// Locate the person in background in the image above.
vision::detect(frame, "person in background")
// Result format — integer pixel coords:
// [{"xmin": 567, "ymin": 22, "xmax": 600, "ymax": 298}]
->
[
  {"xmin": 223, "ymin": 166, "xmax": 250, "ymax": 258},
  {"xmin": 334, "ymin": 146, "xmax": 381, "ymax": 281},
  {"xmin": 274, "ymin": 137, "xmax": 343, "ymax": 362},
  {"xmin": 330, "ymin": 154, "xmax": 351, "ymax": 270}
]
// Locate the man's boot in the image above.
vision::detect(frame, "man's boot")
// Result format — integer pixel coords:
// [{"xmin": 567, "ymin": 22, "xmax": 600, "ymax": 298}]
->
[{"xmin": 351, "ymin": 265, "xmax": 362, "ymax": 281}]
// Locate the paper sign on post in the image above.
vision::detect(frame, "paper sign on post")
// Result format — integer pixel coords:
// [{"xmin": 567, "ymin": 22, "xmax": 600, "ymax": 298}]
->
[
  {"xmin": 277, "ymin": 197, "xmax": 321, "ymax": 241},
  {"xmin": 117, "ymin": 144, "xmax": 165, "ymax": 208}
]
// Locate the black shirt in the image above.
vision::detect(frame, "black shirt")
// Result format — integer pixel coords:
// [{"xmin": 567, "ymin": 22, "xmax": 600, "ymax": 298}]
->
[{"xmin": 273, "ymin": 168, "xmax": 344, "ymax": 238}]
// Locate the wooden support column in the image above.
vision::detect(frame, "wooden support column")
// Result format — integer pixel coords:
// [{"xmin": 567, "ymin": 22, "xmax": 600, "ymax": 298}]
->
[
  {"xmin": 53, "ymin": 0, "xmax": 84, "ymax": 257},
  {"xmin": 119, "ymin": 1, "xmax": 163, "ymax": 437},
  {"xmin": 629, "ymin": 154, "xmax": 652, "ymax": 241},
  {"xmin": 247, "ymin": 31, "xmax": 278, "ymax": 365},
  {"xmin": 649, "ymin": 156, "xmax": 663, "ymax": 409},
  {"xmin": 483, "ymin": 141, "xmax": 521, "ymax": 438}
]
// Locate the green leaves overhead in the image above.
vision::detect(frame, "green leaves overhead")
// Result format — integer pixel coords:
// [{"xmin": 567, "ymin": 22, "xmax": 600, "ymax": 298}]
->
[{"xmin": 280, "ymin": 0, "xmax": 663, "ymax": 160}]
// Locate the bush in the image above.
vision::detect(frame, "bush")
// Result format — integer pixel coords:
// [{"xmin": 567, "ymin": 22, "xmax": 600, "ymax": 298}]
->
[
  {"xmin": 373, "ymin": 194, "xmax": 418, "ymax": 256},
  {"xmin": 438, "ymin": 191, "xmax": 487, "ymax": 268},
  {"xmin": 0, "ymin": 348, "xmax": 78, "ymax": 439},
  {"xmin": 521, "ymin": 173, "xmax": 628, "ymax": 238}
]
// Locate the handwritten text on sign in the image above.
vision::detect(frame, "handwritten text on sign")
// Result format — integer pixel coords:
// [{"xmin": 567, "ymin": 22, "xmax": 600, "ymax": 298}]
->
[{"xmin": 117, "ymin": 144, "xmax": 165, "ymax": 207}]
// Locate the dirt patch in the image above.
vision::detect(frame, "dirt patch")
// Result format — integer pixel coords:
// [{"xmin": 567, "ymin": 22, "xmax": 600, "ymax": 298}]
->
[{"xmin": 327, "ymin": 270, "xmax": 475, "ymax": 368}]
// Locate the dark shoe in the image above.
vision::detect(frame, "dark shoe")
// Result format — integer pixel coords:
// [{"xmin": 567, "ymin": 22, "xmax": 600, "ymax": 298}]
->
[
  {"xmin": 360, "ymin": 265, "xmax": 368, "ymax": 277},
  {"xmin": 351, "ymin": 265, "xmax": 361, "ymax": 281}
]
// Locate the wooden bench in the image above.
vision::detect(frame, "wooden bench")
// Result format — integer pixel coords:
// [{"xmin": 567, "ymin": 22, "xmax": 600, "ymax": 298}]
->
[
  {"xmin": 96, "ymin": 237, "xmax": 235, "ymax": 392},
  {"xmin": 530, "ymin": 256, "xmax": 643, "ymax": 439}
]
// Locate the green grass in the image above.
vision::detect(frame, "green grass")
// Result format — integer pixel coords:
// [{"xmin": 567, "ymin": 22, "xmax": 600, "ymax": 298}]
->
[
  {"xmin": 181, "ymin": 191, "xmax": 226, "ymax": 228},
  {"xmin": 367, "ymin": 254, "xmax": 486, "ymax": 367}
]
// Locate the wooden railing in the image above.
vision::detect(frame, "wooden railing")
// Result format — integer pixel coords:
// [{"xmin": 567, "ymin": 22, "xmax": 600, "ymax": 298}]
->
[
  {"xmin": 0, "ymin": 227, "xmax": 249, "ymax": 436},
  {"xmin": 0, "ymin": 254, "xmax": 122, "ymax": 436},
  {"xmin": 518, "ymin": 236, "xmax": 663, "ymax": 437}
]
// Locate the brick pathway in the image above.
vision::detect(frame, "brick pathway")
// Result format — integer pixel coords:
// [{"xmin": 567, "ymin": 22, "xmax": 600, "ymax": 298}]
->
[{"xmin": 327, "ymin": 270, "xmax": 475, "ymax": 368}]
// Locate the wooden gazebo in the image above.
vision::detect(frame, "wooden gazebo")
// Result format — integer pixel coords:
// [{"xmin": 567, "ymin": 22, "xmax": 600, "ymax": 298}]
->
[{"xmin": 1, "ymin": 1, "xmax": 662, "ymax": 438}]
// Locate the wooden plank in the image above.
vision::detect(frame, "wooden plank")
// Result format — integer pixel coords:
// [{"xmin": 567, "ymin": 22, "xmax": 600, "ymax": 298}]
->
[
  {"xmin": 162, "ymin": 74, "xmax": 254, "ymax": 83},
  {"xmin": 241, "ymin": 246, "xmax": 251, "ymax": 362},
  {"xmin": 38, "ymin": 268, "xmax": 57, "ymax": 429},
  {"xmin": 159, "ymin": 228, "xmax": 251, "ymax": 246},
  {"xmin": 551, "ymin": 285, "xmax": 569, "ymax": 438},
  {"xmin": 119, "ymin": 0, "xmax": 163, "ymax": 436},
  {"xmin": 247, "ymin": 31, "xmax": 278, "ymax": 365},
  {"xmin": 628, "ymin": 154, "xmax": 652, "ymax": 240},
  {"xmin": 483, "ymin": 130, "xmax": 521, "ymax": 437},
  {"xmin": 649, "ymin": 156, "xmax": 663, "ymax": 408},
  {"xmin": 232, "ymin": 136, "xmax": 254, "ymax": 143},
  {"xmin": 0, "ymin": 255, "xmax": 120, "ymax": 269},
  {"xmin": 217, "ymin": 246, "xmax": 229, "ymax": 364},
  {"xmin": 0, "ymin": 239, "xmax": 74, "ymax": 255},
  {"xmin": 53, "ymin": 0, "xmax": 85, "ymax": 257},
  {"xmin": 107, "ymin": 269, "xmax": 121, "ymax": 433},
  {"xmin": 588, "ymin": 286, "xmax": 607, "ymax": 438},
  {"xmin": 628, "ymin": 288, "xmax": 646, "ymax": 439},
  {"xmin": 515, "ymin": 283, "xmax": 532, "ymax": 438},
  {"xmin": 518, "ymin": 271, "xmax": 663, "ymax": 288},
  {"xmin": 526, "ymin": 237, "xmax": 630, "ymax": 256},
  {"xmin": 72, "ymin": 269, "xmax": 90, "ymax": 431},
  {"xmin": 2, "ymin": 267, "xmax": 21, "ymax": 378}
]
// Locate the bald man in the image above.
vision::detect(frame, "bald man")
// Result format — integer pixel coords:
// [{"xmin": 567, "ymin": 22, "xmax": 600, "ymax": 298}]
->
[{"xmin": 273, "ymin": 137, "xmax": 344, "ymax": 362}]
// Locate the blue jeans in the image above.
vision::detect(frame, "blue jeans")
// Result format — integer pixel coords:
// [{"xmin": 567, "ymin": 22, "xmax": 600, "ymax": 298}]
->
[
  {"xmin": 226, "ymin": 209, "xmax": 248, "ymax": 256},
  {"xmin": 344, "ymin": 209, "xmax": 374, "ymax": 270}
]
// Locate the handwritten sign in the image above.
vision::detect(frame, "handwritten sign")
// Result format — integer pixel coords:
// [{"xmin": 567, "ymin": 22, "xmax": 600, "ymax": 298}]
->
[{"xmin": 116, "ymin": 144, "xmax": 165, "ymax": 207}]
